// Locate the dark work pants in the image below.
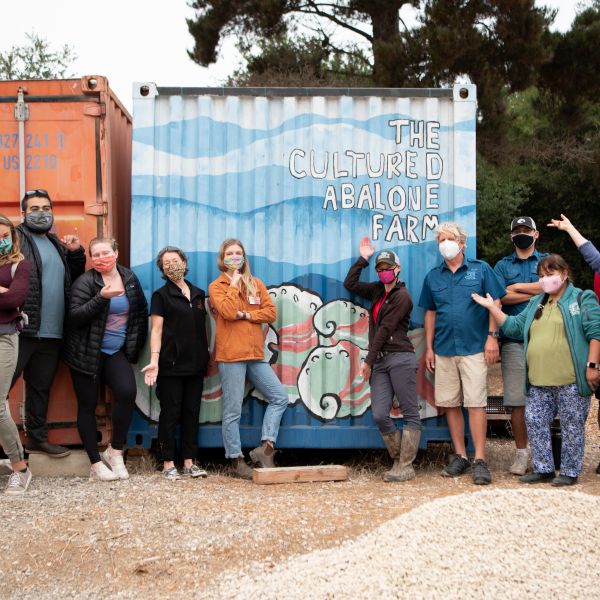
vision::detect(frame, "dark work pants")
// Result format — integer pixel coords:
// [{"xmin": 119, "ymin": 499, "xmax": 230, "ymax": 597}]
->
[
  {"xmin": 370, "ymin": 351, "xmax": 422, "ymax": 435},
  {"xmin": 10, "ymin": 337, "xmax": 62, "ymax": 444},
  {"xmin": 70, "ymin": 351, "xmax": 137, "ymax": 464},
  {"xmin": 156, "ymin": 374, "xmax": 204, "ymax": 462}
]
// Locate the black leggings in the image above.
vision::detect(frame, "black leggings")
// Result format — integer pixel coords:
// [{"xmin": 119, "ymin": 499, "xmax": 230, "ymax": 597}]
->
[
  {"xmin": 70, "ymin": 351, "xmax": 137, "ymax": 464},
  {"xmin": 156, "ymin": 374, "xmax": 204, "ymax": 461}
]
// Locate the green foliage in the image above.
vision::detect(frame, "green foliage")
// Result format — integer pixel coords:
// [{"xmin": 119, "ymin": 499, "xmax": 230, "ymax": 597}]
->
[
  {"xmin": 0, "ymin": 32, "xmax": 76, "ymax": 80},
  {"xmin": 476, "ymin": 158, "xmax": 530, "ymax": 265}
]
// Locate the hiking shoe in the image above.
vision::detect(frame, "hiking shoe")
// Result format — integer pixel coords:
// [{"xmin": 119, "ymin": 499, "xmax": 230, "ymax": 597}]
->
[
  {"xmin": 441, "ymin": 455, "xmax": 471, "ymax": 478},
  {"xmin": 5, "ymin": 469, "xmax": 32, "ymax": 495},
  {"xmin": 509, "ymin": 449, "xmax": 529, "ymax": 476},
  {"xmin": 519, "ymin": 472, "xmax": 554, "ymax": 484},
  {"xmin": 25, "ymin": 440, "xmax": 70, "ymax": 458},
  {"xmin": 162, "ymin": 467, "xmax": 181, "ymax": 481},
  {"xmin": 89, "ymin": 462, "xmax": 119, "ymax": 482},
  {"xmin": 101, "ymin": 447, "xmax": 129, "ymax": 480},
  {"xmin": 472, "ymin": 459, "xmax": 492, "ymax": 485},
  {"xmin": 249, "ymin": 442, "xmax": 276, "ymax": 468},
  {"xmin": 551, "ymin": 475, "xmax": 577, "ymax": 487},
  {"xmin": 182, "ymin": 464, "xmax": 207, "ymax": 478},
  {"xmin": 231, "ymin": 457, "xmax": 253, "ymax": 480}
]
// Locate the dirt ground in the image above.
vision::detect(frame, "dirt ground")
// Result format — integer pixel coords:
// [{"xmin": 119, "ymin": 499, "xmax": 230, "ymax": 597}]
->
[{"xmin": 1, "ymin": 408, "xmax": 599, "ymax": 600}]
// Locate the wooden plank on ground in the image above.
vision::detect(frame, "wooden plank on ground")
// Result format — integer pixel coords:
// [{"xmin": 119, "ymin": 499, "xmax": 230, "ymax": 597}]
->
[{"xmin": 253, "ymin": 465, "xmax": 348, "ymax": 485}]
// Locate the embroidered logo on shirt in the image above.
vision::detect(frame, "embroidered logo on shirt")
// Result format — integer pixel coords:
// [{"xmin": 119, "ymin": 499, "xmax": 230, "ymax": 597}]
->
[
  {"xmin": 568, "ymin": 302, "xmax": 580, "ymax": 316},
  {"xmin": 464, "ymin": 270, "xmax": 477, "ymax": 281}
]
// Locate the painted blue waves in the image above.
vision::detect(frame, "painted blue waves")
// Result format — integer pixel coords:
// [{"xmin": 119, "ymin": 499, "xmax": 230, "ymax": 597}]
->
[{"xmin": 133, "ymin": 113, "xmax": 475, "ymax": 158}]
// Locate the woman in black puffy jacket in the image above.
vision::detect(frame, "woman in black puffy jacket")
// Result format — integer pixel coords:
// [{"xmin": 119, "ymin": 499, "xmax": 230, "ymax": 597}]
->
[{"xmin": 64, "ymin": 237, "xmax": 147, "ymax": 482}]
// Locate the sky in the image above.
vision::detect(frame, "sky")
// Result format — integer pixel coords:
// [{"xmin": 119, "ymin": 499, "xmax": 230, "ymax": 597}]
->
[{"xmin": 2, "ymin": 0, "xmax": 586, "ymax": 113}]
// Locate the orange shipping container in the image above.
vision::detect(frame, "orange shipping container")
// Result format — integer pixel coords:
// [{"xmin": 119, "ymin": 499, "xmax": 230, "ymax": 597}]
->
[{"xmin": 0, "ymin": 76, "xmax": 132, "ymax": 447}]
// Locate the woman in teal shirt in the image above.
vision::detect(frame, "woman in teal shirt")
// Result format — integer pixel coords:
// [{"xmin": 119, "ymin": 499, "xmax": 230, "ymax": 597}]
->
[{"xmin": 472, "ymin": 255, "xmax": 600, "ymax": 486}]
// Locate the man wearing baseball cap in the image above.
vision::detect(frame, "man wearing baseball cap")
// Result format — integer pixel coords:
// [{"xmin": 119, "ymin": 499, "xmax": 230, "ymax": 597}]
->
[{"xmin": 494, "ymin": 216, "xmax": 548, "ymax": 475}]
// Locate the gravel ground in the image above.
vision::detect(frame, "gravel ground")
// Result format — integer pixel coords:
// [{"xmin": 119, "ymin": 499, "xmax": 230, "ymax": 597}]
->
[{"xmin": 1, "ymin": 415, "xmax": 599, "ymax": 600}]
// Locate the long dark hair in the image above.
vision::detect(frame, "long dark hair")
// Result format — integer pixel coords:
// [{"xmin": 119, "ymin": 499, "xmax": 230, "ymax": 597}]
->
[{"xmin": 534, "ymin": 254, "xmax": 572, "ymax": 320}]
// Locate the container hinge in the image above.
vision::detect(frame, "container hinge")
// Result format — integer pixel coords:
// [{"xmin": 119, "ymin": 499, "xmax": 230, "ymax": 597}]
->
[{"xmin": 85, "ymin": 202, "xmax": 108, "ymax": 216}]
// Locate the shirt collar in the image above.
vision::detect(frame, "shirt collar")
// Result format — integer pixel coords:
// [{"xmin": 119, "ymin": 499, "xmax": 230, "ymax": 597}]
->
[
  {"xmin": 510, "ymin": 248, "xmax": 540, "ymax": 262},
  {"xmin": 440, "ymin": 255, "xmax": 468, "ymax": 272}
]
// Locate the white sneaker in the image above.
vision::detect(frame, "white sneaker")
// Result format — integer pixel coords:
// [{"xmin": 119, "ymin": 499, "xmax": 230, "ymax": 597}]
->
[
  {"xmin": 101, "ymin": 447, "xmax": 129, "ymax": 480},
  {"xmin": 5, "ymin": 468, "xmax": 32, "ymax": 495},
  {"xmin": 509, "ymin": 449, "xmax": 529, "ymax": 476},
  {"xmin": 90, "ymin": 462, "xmax": 119, "ymax": 481}
]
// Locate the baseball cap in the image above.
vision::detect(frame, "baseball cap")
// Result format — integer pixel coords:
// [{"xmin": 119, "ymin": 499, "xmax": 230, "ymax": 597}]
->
[
  {"xmin": 374, "ymin": 250, "xmax": 400, "ymax": 268},
  {"xmin": 510, "ymin": 216, "xmax": 536, "ymax": 231}
]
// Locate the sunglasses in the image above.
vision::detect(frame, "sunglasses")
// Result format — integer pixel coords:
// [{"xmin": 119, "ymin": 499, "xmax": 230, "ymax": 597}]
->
[{"xmin": 24, "ymin": 189, "xmax": 50, "ymax": 198}]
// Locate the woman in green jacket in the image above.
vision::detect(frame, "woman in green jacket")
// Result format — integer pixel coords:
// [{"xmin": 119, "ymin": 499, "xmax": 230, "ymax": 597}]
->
[{"xmin": 472, "ymin": 254, "xmax": 600, "ymax": 486}]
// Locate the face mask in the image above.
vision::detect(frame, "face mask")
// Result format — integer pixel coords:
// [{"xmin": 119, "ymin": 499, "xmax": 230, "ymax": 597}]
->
[
  {"xmin": 92, "ymin": 255, "xmax": 117, "ymax": 273},
  {"xmin": 512, "ymin": 233, "xmax": 535, "ymax": 250},
  {"xmin": 25, "ymin": 211, "xmax": 53, "ymax": 233},
  {"xmin": 439, "ymin": 239, "xmax": 460, "ymax": 260},
  {"xmin": 164, "ymin": 262, "xmax": 186, "ymax": 282},
  {"xmin": 539, "ymin": 274, "xmax": 564, "ymax": 294},
  {"xmin": 377, "ymin": 269, "xmax": 397, "ymax": 284},
  {"xmin": 224, "ymin": 256, "xmax": 244, "ymax": 270},
  {"xmin": 0, "ymin": 238, "xmax": 13, "ymax": 255}
]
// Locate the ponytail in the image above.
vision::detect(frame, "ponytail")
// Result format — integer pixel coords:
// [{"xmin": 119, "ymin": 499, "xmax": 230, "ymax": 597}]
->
[{"xmin": 533, "ymin": 293, "xmax": 550, "ymax": 320}]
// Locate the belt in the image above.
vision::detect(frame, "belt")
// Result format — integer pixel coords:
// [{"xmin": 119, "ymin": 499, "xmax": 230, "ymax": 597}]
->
[{"xmin": 377, "ymin": 350, "xmax": 394, "ymax": 360}]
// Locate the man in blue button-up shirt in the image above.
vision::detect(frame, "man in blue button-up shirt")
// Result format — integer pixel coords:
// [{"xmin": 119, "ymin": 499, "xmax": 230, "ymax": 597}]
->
[
  {"xmin": 494, "ymin": 216, "xmax": 548, "ymax": 476},
  {"xmin": 419, "ymin": 222, "xmax": 505, "ymax": 485}
]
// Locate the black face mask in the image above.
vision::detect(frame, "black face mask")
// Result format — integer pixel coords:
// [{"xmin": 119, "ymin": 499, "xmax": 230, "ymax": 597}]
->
[{"xmin": 512, "ymin": 233, "xmax": 535, "ymax": 250}]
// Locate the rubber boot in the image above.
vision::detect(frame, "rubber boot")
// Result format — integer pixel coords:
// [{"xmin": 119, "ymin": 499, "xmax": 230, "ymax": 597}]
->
[
  {"xmin": 231, "ymin": 457, "xmax": 253, "ymax": 480},
  {"xmin": 381, "ymin": 429, "xmax": 401, "ymax": 482},
  {"xmin": 384, "ymin": 428, "xmax": 420, "ymax": 482},
  {"xmin": 249, "ymin": 441, "xmax": 276, "ymax": 468}
]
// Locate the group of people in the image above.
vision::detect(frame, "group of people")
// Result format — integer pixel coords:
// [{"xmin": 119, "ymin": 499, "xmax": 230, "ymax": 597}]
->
[
  {"xmin": 346, "ymin": 216, "xmax": 600, "ymax": 488},
  {"xmin": 0, "ymin": 188, "xmax": 599, "ymax": 495}
]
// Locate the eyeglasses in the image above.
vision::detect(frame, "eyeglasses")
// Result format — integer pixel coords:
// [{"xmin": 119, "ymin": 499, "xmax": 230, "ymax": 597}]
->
[
  {"xmin": 375, "ymin": 266, "xmax": 395, "ymax": 272},
  {"xmin": 23, "ymin": 189, "xmax": 50, "ymax": 199}
]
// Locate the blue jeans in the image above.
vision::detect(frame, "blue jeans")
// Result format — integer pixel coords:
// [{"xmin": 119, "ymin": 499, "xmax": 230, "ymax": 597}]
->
[{"xmin": 218, "ymin": 360, "xmax": 288, "ymax": 459}]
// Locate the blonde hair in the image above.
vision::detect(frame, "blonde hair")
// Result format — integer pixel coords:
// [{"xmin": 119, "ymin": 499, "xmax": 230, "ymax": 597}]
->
[
  {"xmin": 217, "ymin": 238, "xmax": 258, "ymax": 297},
  {"xmin": 436, "ymin": 222, "xmax": 467, "ymax": 244},
  {"xmin": 0, "ymin": 214, "xmax": 24, "ymax": 265},
  {"xmin": 89, "ymin": 237, "xmax": 119, "ymax": 254}
]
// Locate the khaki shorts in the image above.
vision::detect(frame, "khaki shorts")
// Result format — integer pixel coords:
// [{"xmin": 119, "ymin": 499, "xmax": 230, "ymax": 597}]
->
[{"xmin": 434, "ymin": 353, "xmax": 488, "ymax": 408}]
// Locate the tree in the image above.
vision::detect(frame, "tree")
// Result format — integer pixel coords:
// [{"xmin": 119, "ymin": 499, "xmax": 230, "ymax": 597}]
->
[
  {"xmin": 0, "ymin": 32, "xmax": 76, "ymax": 80},
  {"xmin": 187, "ymin": 0, "xmax": 553, "ymax": 126}
]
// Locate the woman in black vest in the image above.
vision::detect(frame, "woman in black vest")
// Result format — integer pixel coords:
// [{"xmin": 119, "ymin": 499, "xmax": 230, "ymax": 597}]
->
[{"xmin": 142, "ymin": 247, "xmax": 209, "ymax": 480}]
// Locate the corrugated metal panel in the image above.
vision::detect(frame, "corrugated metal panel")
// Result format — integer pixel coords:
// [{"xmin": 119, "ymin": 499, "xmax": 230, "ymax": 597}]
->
[
  {"xmin": 0, "ymin": 76, "xmax": 132, "ymax": 446},
  {"xmin": 130, "ymin": 84, "xmax": 477, "ymax": 449}
]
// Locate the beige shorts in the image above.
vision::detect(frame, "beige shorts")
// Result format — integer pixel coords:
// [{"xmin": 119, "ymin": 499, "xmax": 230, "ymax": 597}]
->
[{"xmin": 434, "ymin": 353, "xmax": 488, "ymax": 408}]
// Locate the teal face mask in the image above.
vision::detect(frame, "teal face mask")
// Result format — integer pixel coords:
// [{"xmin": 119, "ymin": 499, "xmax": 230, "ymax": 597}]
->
[{"xmin": 0, "ymin": 238, "xmax": 13, "ymax": 255}]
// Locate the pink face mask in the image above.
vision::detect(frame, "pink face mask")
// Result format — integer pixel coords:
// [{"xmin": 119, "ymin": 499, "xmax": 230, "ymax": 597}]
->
[
  {"xmin": 92, "ymin": 255, "xmax": 117, "ymax": 273},
  {"xmin": 539, "ymin": 274, "xmax": 564, "ymax": 294},
  {"xmin": 377, "ymin": 269, "xmax": 397, "ymax": 284}
]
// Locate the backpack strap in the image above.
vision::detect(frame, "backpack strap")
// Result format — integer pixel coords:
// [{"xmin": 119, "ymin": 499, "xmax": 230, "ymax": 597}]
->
[{"xmin": 577, "ymin": 291, "xmax": 583, "ymax": 307}]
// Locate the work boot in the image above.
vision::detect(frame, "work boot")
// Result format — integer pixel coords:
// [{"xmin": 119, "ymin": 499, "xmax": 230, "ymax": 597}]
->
[
  {"xmin": 25, "ymin": 440, "xmax": 71, "ymax": 458},
  {"xmin": 381, "ymin": 429, "xmax": 401, "ymax": 482},
  {"xmin": 384, "ymin": 428, "xmax": 420, "ymax": 482},
  {"xmin": 249, "ymin": 441, "xmax": 276, "ymax": 468},
  {"xmin": 231, "ymin": 457, "xmax": 253, "ymax": 480}
]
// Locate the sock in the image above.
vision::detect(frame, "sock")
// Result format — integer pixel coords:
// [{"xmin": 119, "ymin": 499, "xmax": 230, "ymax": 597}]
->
[
  {"xmin": 19, "ymin": 467, "xmax": 28, "ymax": 473},
  {"xmin": 516, "ymin": 448, "xmax": 528, "ymax": 457}
]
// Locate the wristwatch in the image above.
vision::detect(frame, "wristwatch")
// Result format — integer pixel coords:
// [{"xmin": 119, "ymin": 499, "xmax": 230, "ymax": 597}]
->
[
  {"xmin": 586, "ymin": 362, "xmax": 600, "ymax": 370},
  {"xmin": 488, "ymin": 331, "xmax": 500, "ymax": 338}
]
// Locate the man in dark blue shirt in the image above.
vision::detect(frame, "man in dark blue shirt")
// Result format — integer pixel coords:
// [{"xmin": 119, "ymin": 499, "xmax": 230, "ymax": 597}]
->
[
  {"xmin": 419, "ymin": 222, "xmax": 505, "ymax": 485},
  {"xmin": 494, "ymin": 216, "xmax": 547, "ymax": 476}
]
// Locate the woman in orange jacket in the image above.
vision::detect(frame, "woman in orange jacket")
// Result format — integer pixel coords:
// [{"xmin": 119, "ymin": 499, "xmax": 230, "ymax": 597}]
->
[{"xmin": 209, "ymin": 239, "xmax": 288, "ymax": 479}]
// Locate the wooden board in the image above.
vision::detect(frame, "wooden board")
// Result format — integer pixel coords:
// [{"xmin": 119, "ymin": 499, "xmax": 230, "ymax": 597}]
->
[{"xmin": 252, "ymin": 465, "xmax": 348, "ymax": 485}]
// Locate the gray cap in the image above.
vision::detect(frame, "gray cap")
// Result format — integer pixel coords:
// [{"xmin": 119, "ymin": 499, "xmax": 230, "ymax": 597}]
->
[{"xmin": 374, "ymin": 250, "xmax": 400, "ymax": 268}]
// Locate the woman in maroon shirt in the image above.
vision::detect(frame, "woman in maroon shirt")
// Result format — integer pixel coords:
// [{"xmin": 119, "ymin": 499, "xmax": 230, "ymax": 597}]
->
[
  {"xmin": 0, "ymin": 214, "xmax": 32, "ymax": 495},
  {"xmin": 344, "ymin": 237, "xmax": 421, "ymax": 482}
]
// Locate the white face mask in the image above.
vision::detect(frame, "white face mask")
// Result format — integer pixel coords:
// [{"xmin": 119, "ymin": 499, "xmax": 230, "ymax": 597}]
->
[{"xmin": 439, "ymin": 239, "xmax": 461, "ymax": 260}]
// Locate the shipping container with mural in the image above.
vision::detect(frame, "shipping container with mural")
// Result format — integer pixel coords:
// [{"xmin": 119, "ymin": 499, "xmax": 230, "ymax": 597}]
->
[{"xmin": 129, "ymin": 84, "xmax": 477, "ymax": 450}]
